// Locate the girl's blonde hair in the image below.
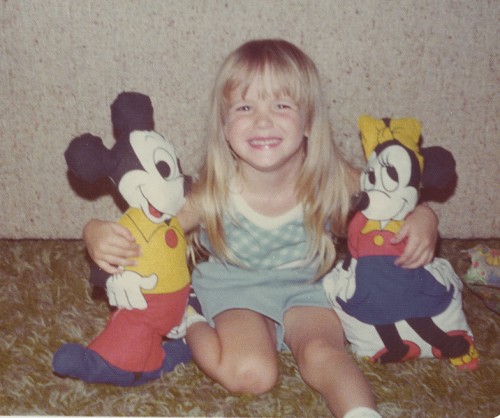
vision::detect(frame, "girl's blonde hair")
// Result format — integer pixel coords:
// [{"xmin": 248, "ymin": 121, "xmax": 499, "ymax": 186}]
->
[{"xmin": 192, "ymin": 39, "xmax": 357, "ymax": 278}]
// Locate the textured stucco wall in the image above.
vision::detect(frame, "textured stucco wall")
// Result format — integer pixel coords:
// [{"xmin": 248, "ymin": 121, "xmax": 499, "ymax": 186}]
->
[{"xmin": 1, "ymin": 0, "xmax": 498, "ymax": 238}]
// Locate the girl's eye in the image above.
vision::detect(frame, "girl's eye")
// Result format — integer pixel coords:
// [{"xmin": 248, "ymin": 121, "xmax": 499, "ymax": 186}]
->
[{"xmin": 236, "ymin": 105, "xmax": 251, "ymax": 111}]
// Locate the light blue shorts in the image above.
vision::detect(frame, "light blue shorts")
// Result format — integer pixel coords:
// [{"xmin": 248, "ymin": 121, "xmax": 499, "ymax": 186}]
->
[{"xmin": 191, "ymin": 261, "xmax": 331, "ymax": 351}]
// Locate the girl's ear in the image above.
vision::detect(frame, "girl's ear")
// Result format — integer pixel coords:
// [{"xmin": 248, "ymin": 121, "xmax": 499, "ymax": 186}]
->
[
  {"xmin": 64, "ymin": 134, "xmax": 117, "ymax": 183},
  {"xmin": 421, "ymin": 146, "xmax": 457, "ymax": 190}
]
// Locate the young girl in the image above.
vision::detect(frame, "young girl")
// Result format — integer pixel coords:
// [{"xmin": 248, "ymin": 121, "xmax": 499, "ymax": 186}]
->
[{"xmin": 84, "ymin": 39, "xmax": 438, "ymax": 417}]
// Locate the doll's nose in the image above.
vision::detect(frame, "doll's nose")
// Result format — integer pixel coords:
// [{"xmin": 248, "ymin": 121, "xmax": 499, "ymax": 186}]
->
[{"xmin": 351, "ymin": 192, "xmax": 370, "ymax": 211}]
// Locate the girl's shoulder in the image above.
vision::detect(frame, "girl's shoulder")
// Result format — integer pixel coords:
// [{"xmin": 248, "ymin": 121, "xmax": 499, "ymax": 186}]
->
[{"xmin": 177, "ymin": 197, "xmax": 202, "ymax": 233}]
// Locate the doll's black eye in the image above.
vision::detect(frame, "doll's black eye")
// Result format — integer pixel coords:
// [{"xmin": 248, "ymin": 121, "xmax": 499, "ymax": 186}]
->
[
  {"xmin": 156, "ymin": 161, "xmax": 171, "ymax": 178},
  {"xmin": 387, "ymin": 165, "xmax": 398, "ymax": 182},
  {"xmin": 368, "ymin": 168, "xmax": 376, "ymax": 184}
]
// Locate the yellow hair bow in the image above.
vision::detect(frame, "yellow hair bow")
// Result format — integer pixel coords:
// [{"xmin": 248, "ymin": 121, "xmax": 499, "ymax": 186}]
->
[{"xmin": 358, "ymin": 115, "xmax": 423, "ymax": 172}]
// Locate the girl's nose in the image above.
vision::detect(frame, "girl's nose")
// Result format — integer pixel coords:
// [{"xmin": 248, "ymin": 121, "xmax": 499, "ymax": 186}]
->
[{"xmin": 255, "ymin": 108, "xmax": 273, "ymax": 128}]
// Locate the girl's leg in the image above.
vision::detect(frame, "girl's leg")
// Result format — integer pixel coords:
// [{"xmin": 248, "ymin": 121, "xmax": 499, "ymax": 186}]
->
[
  {"xmin": 186, "ymin": 308, "xmax": 279, "ymax": 395},
  {"xmin": 284, "ymin": 306, "xmax": 378, "ymax": 417}
]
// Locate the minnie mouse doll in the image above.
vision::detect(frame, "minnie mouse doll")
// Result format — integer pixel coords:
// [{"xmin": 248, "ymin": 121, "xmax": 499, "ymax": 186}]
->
[{"xmin": 324, "ymin": 115, "xmax": 479, "ymax": 370}]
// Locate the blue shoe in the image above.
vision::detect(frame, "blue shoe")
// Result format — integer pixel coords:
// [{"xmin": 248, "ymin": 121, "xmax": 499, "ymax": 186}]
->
[
  {"xmin": 131, "ymin": 339, "xmax": 192, "ymax": 385},
  {"xmin": 53, "ymin": 343, "xmax": 138, "ymax": 386},
  {"xmin": 53, "ymin": 341, "xmax": 192, "ymax": 386},
  {"xmin": 162, "ymin": 338, "xmax": 192, "ymax": 370}
]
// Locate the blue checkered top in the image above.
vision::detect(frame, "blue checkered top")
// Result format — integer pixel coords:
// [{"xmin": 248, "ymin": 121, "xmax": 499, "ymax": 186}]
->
[{"xmin": 200, "ymin": 190, "xmax": 309, "ymax": 270}]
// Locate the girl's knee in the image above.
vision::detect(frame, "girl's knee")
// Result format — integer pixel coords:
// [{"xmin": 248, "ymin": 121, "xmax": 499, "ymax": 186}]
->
[
  {"xmin": 222, "ymin": 356, "xmax": 279, "ymax": 395},
  {"xmin": 297, "ymin": 338, "xmax": 345, "ymax": 379}
]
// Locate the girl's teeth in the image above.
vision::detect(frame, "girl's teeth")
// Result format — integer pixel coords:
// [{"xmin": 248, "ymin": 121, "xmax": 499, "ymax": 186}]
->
[{"xmin": 250, "ymin": 139, "xmax": 279, "ymax": 147}]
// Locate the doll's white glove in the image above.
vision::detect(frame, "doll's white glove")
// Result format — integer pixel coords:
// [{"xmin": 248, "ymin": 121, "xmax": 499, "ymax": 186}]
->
[
  {"xmin": 424, "ymin": 257, "xmax": 461, "ymax": 296},
  {"xmin": 167, "ymin": 308, "xmax": 188, "ymax": 339},
  {"xmin": 106, "ymin": 271, "xmax": 158, "ymax": 310},
  {"xmin": 323, "ymin": 258, "xmax": 358, "ymax": 307}
]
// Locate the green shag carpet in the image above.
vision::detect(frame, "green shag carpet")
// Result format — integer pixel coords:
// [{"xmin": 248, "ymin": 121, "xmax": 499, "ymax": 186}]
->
[{"xmin": 0, "ymin": 239, "xmax": 499, "ymax": 417}]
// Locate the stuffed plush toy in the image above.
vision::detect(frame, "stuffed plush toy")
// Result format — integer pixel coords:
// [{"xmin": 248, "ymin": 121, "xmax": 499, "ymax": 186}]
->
[
  {"xmin": 463, "ymin": 244, "xmax": 500, "ymax": 313},
  {"xmin": 53, "ymin": 92, "xmax": 192, "ymax": 386},
  {"xmin": 323, "ymin": 115, "xmax": 479, "ymax": 370}
]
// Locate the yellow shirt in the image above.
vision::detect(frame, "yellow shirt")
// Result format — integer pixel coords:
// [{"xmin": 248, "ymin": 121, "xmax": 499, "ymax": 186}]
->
[{"xmin": 118, "ymin": 208, "xmax": 190, "ymax": 294}]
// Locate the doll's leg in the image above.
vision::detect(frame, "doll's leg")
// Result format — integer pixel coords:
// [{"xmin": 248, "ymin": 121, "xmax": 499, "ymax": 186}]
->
[
  {"xmin": 372, "ymin": 323, "xmax": 420, "ymax": 363},
  {"xmin": 406, "ymin": 317, "xmax": 470, "ymax": 357},
  {"xmin": 53, "ymin": 290, "xmax": 191, "ymax": 385},
  {"xmin": 89, "ymin": 290, "xmax": 189, "ymax": 372},
  {"xmin": 88, "ymin": 308, "xmax": 161, "ymax": 371}
]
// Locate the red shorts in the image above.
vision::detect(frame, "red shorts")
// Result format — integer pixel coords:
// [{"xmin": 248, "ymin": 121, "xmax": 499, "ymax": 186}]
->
[{"xmin": 88, "ymin": 285, "xmax": 189, "ymax": 372}]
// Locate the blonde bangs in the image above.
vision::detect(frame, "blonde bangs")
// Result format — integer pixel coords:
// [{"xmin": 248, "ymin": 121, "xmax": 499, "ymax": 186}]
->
[{"xmin": 219, "ymin": 42, "xmax": 316, "ymax": 124}]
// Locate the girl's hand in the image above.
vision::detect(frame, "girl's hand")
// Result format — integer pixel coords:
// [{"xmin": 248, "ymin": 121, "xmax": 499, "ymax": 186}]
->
[
  {"xmin": 83, "ymin": 219, "xmax": 141, "ymax": 274},
  {"xmin": 391, "ymin": 204, "xmax": 438, "ymax": 269}
]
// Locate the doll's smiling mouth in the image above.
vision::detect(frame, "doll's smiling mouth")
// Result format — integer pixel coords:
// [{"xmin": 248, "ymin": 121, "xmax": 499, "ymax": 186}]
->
[
  {"xmin": 138, "ymin": 186, "xmax": 164, "ymax": 218},
  {"xmin": 148, "ymin": 202, "xmax": 163, "ymax": 218},
  {"xmin": 393, "ymin": 198, "xmax": 409, "ymax": 219}
]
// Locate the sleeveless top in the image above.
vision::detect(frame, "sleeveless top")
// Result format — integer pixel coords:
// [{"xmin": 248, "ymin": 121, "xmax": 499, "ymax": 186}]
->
[{"xmin": 200, "ymin": 189, "xmax": 310, "ymax": 270}]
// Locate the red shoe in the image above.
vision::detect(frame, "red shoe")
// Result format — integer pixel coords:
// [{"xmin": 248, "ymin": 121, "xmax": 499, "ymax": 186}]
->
[
  {"xmin": 431, "ymin": 330, "xmax": 479, "ymax": 371},
  {"xmin": 370, "ymin": 340, "xmax": 421, "ymax": 363}
]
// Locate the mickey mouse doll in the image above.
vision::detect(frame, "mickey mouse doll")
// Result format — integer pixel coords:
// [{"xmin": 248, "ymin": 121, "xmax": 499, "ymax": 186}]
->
[
  {"xmin": 323, "ymin": 115, "xmax": 479, "ymax": 370},
  {"xmin": 53, "ymin": 92, "xmax": 192, "ymax": 386}
]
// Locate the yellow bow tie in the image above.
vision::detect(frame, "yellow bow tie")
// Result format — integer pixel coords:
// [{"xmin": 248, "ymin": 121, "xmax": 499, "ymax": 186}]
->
[{"xmin": 361, "ymin": 219, "xmax": 403, "ymax": 235}]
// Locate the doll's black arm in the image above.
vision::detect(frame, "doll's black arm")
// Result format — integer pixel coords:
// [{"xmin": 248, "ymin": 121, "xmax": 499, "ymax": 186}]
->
[
  {"xmin": 342, "ymin": 252, "xmax": 353, "ymax": 271},
  {"xmin": 89, "ymin": 261, "xmax": 110, "ymax": 288}
]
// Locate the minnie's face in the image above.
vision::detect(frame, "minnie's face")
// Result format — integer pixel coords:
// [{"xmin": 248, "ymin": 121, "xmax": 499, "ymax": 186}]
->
[
  {"xmin": 118, "ymin": 131, "xmax": 185, "ymax": 223},
  {"xmin": 360, "ymin": 144, "xmax": 418, "ymax": 222}
]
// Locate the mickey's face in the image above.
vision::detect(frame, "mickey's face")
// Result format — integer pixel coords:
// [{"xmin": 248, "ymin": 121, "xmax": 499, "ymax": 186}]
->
[
  {"xmin": 118, "ymin": 131, "xmax": 185, "ymax": 223},
  {"xmin": 360, "ymin": 144, "xmax": 418, "ymax": 222}
]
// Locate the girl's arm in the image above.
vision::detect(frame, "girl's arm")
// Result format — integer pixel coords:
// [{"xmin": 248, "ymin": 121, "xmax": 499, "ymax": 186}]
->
[
  {"xmin": 83, "ymin": 219, "xmax": 141, "ymax": 274},
  {"xmin": 82, "ymin": 197, "xmax": 201, "ymax": 274},
  {"xmin": 177, "ymin": 196, "xmax": 202, "ymax": 234},
  {"xmin": 392, "ymin": 204, "xmax": 439, "ymax": 268}
]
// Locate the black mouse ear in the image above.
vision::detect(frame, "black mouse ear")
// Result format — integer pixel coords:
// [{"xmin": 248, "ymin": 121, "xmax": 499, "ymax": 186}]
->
[
  {"xmin": 64, "ymin": 134, "xmax": 116, "ymax": 183},
  {"xmin": 421, "ymin": 146, "xmax": 457, "ymax": 190},
  {"xmin": 111, "ymin": 92, "xmax": 154, "ymax": 140}
]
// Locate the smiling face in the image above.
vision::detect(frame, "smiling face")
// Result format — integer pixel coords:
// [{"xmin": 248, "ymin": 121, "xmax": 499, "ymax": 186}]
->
[
  {"xmin": 360, "ymin": 144, "xmax": 419, "ymax": 222},
  {"xmin": 118, "ymin": 131, "xmax": 185, "ymax": 223},
  {"xmin": 222, "ymin": 71, "xmax": 309, "ymax": 178}
]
